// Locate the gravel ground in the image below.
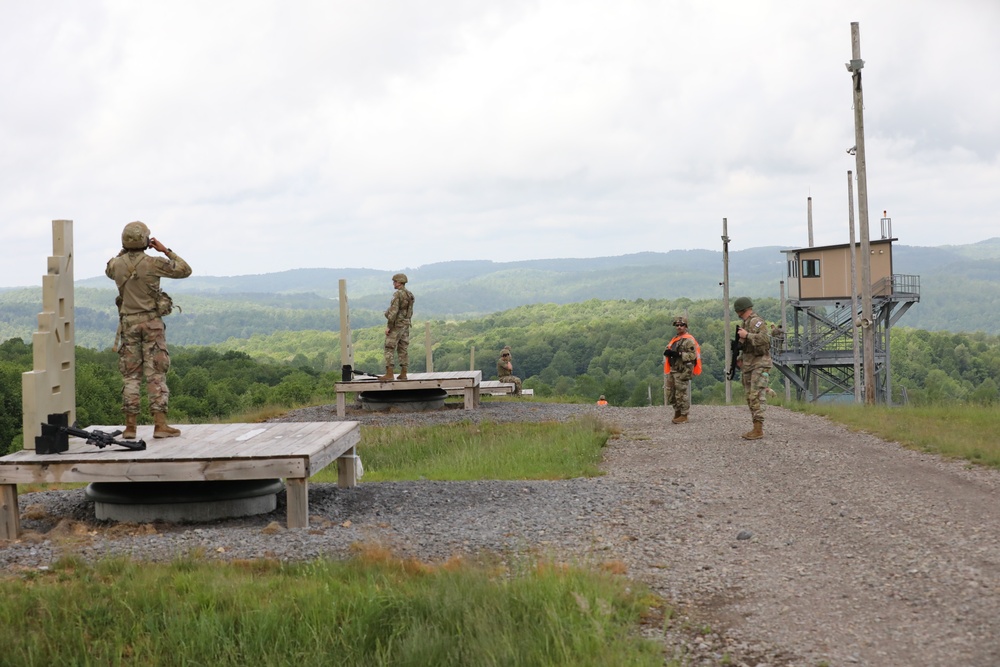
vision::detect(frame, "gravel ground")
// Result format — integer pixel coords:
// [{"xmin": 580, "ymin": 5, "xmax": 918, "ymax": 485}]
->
[{"xmin": 4, "ymin": 399, "xmax": 1000, "ymax": 666}]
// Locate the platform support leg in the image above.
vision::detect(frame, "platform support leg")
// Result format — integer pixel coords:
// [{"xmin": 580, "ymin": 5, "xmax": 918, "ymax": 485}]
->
[
  {"xmin": 336, "ymin": 392, "xmax": 347, "ymax": 418},
  {"xmin": 338, "ymin": 446, "xmax": 358, "ymax": 488},
  {"xmin": 0, "ymin": 484, "xmax": 21, "ymax": 540},
  {"xmin": 286, "ymin": 478, "xmax": 308, "ymax": 529}
]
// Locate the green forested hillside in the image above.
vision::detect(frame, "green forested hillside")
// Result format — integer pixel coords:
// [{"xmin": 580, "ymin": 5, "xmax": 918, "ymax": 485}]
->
[
  {"xmin": 217, "ymin": 297, "xmax": 1000, "ymax": 408},
  {"xmin": 0, "ymin": 288, "xmax": 385, "ymax": 350},
  {"xmin": 899, "ymin": 262, "xmax": 1000, "ymax": 331},
  {"xmin": 3, "ymin": 240, "xmax": 1000, "ymax": 349},
  {"xmin": 2, "ymin": 295, "xmax": 999, "ymax": 454}
]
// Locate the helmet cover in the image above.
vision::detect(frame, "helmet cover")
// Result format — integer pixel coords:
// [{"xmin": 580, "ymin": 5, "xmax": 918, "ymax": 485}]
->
[{"xmin": 121, "ymin": 221, "xmax": 150, "ymax": 250}]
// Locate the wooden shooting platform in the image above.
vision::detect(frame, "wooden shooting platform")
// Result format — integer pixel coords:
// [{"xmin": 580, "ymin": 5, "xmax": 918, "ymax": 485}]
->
[
  {"xmin": 451, "ymin": 380, "xmax": 515, "ymax": 396},
  {"xmin": 334, "ymin": 370, "xmax": 483, "ymax": 417},
  {"xmin": 0, "ymin": 421, "xmax": 360, "ymax": 540}
]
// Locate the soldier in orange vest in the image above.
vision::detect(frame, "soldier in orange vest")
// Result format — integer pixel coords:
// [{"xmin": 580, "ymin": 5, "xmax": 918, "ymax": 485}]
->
[
  {"xmin": 663, "ymin": 316, "xmax": 702, "ymax": 423},
  {"xmin": 596, "ymin": 395, "xmax": 608, "ymax": 406}
]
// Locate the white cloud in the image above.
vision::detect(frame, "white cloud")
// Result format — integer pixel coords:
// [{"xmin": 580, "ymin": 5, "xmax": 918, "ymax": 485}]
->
[{"xmin": 1, "ymin": 0, "xmax": 998, "ymax": 287}]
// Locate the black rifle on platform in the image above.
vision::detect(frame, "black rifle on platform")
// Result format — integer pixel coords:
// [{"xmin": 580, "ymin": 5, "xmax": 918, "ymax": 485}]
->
[
  {"xmin": 36, "ymin": 412, "xmax": 147, "ymax": 455},
  {"xmin": 726, "ymin": 329, "xmax": 743, "ymax": 381},
  {"xmin": 342, "ymin": 364, "xmax": 380, "ymax": 381}
]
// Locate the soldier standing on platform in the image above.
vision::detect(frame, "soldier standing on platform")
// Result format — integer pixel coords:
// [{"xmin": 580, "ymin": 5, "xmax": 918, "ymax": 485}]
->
[
  {"xmin": 106, "ymin": 221, "xmax": 191, "ymax": 439},
  {"xmin": 377, "ymin": 273, "xmax": 414, "ymax": 381},
  {"xmin": 496, "ymin": 346, "xmax": 523, "ymax": 396}
]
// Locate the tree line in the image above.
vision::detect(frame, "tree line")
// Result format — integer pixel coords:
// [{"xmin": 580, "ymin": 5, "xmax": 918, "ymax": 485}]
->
[
  {"xmin": 0, "ymin": 338, "xmax": 336, "ymax": 456},
  {"xmin": 2, "ymin": 296, "xmax": 998, "ymax": 455},
  {"xmin": 221, "ymin": 297, "xmax": 1000, "ymax": 407}
]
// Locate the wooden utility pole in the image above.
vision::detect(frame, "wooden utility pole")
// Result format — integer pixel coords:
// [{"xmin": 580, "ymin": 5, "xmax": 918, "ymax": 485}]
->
[
  {"xmin": 849, "ymin": 21, "xmax": 876, "ymax": 404},
  {"xmin": 848, "ymin": 171, "xmax": 862, "ymax": 403},
  {"xmin": 722, "ymin": 218, "xmax": 732, "ymax": 404}
]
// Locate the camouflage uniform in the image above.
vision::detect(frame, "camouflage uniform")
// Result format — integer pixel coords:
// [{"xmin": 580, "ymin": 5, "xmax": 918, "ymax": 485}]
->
[
  {"xmin": 739, "ymin": 311, "xmax": 773, "ymax": 423},
  {"xmin": 383, "ymin": 283, "xmax": 414, "ymax": 367},
  {"xmin": 665, "ymin": 333, "xmax": 698, "ymax": 417},
  {"xmin": 496, "ymin": 351, "xmax": 523, "ymax": 395},
  {"xmin": 106, "ymin": 247, "xmax": 192, "ymax": 415}
]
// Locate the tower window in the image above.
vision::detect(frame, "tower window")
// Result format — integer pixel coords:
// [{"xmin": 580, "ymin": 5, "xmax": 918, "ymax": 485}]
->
[{"xmin": 802, "ymin": 259, "xmax": 820, "ymax": 277}]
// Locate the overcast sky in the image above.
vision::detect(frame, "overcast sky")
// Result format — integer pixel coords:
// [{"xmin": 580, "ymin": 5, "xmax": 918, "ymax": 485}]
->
[{"xmin": 2, "ymin": 1, "xmax": 998, "ymax": 286}]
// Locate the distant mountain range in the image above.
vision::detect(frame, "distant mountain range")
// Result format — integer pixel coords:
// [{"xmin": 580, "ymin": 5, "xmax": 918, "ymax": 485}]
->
[{"xmin": 3, "ymin": 238, "xmax": 999, "ymax": 347}]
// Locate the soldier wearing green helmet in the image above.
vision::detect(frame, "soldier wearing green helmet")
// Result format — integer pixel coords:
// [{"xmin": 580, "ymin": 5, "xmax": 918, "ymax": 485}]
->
[
  {"xmin": 377, "ymin": 273, "xmax": 415, "ymax": 381},
  {"xmin": 106, "ymin": 221, "xmax": 192, "ymax": 440},
  {"xmin": 734, "ymin": 296, "xmax": 772, "ymax": 440}
]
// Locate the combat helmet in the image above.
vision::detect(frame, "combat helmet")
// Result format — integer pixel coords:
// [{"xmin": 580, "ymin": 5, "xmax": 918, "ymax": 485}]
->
[
  {"xmin": 392, "ymin": 273, "xmax": 408, "ymax": 284},
  {"xmin": 733, "ymin": 296, "xmax": 753, "ymax": 313},
  {"xmin": 673, "ymin": 316, "xmax": 688, "ymax": 327},
  {"xmin": 121, "ymin": 221, "xmax": 150, "ymax": 250}
]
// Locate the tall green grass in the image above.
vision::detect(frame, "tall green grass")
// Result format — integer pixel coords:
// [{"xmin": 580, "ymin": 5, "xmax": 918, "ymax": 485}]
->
[
  {"xmin": 790, "ymin": 402, "xmax": 1000, "ymax": 469},
  {"xmin": 0, "ymin": 551, "xmax": 665, "ymax": 667},
  {"xmin": 7, "ymin": 417, "xmax": 679, "ymax": 666},
  {"xmin": 312, "ymin": 416, "xmax": 613, "ymax": 483}
]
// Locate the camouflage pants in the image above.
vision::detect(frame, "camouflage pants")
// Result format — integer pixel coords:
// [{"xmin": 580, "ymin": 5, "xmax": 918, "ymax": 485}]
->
[
  {"xmin": 498, "ymin": 374, "xmax": 523, "ymax": 395},
  {"xmin": 666, "ymin": 371, "xmax": 692, "ymax": 415},
  {"xmin": 742, "ymin": 366, "xmax": 771, "ymax": 422},
  {"xmin": 383, "ymin": 326, "xmax": 410, "ymax": 367},
  {"xmin": 118, "ymin": 317, "xmax": 171, "ymax": 414}
]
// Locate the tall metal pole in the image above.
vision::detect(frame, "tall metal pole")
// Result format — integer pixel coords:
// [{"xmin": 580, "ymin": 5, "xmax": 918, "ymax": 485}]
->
[
  {"xmin": 849, "ymin": 21, "xmax": 876, "ymax": 405},
  {"xmin": 807, "ymin": 197, "xmax": 817, "ymax": 401},
  {"xmin": 848, "ymin": 171, "xmax": 862, "ymax": 403},
  {"xmin": 722, "ymin": 218, "xmax": 732, "ymax": 404},
  {"xmin": 780, "ymin": 280, "xmax": 790, "ymax": 402},
  {"xmin": 807, "ymin": 196, "xmax": 814, "ymax": 248}
]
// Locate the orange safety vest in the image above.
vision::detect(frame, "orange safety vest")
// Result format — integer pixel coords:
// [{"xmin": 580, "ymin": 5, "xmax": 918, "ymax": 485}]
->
[
  {"xmin": 596, "ymin": 399, "xmax": 608, "ymax": 406},
  {"xmin": 664, "ymin": 332, "xmax": 702, "ymax": 375}
]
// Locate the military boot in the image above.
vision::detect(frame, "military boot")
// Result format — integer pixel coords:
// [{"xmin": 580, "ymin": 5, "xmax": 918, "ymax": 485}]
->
[
  {"xmin": 397, "ymin": 365, "xmax": 408, "ymax": 381},
  {"xmin": 672, "ymin": 414, "xmax": 688, "ymax": 424},
  {"xmin": 377, "ymin": 365, "xmax": 395, "ymax": 382},
  {"xmin": 122, "ymin": 413, "xmax": 138, "ymax": 440},
  {"xmin": 741, "ymin": 420, "xmax": 764, "ymax": 440},
  {"xmin": 153, "ymin": 411, "xmax": 181, "ymax": 438}
]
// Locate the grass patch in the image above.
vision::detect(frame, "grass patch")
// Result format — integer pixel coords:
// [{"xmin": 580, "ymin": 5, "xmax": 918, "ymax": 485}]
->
[
  {"xmin": 789, "ymin": 402, "xmax": 1000, "ymax": 469},
  {"xmin": 0, "ymin": 553, "xmax": 665, "ymax": 667},
  {"xmin": 312, "ymin": 416, "xmax": 612, "ymax": 483}
]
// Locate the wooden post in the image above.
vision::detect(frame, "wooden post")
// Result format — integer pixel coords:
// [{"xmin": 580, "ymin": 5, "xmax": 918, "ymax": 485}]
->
[
  {"xmin": 849, "ymin": 21, "xmax": 876, "ymax": 404},
  {"xmin": 338, "ymin": 279, "xmax": 353, "ymax": 379},
  {"xmin": 470, "ymin": 346, "xmax": 475, "ymax": 371},
  {"xmin": 848, "ymin": 171, "xmax": 862, "ymax": 403},
  {"xmin": 425, "ymin": 322, "xmax": 433, "ymax": 373},
  {"xmin": 722, "ymin": 218, "xmax": 732, "ymax": 404}
]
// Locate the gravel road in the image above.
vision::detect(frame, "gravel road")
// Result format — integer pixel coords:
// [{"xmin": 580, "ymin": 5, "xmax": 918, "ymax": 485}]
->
[{"xmin": 4, "ymin": 400, "xmax": 1000, "ymax": 666}]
